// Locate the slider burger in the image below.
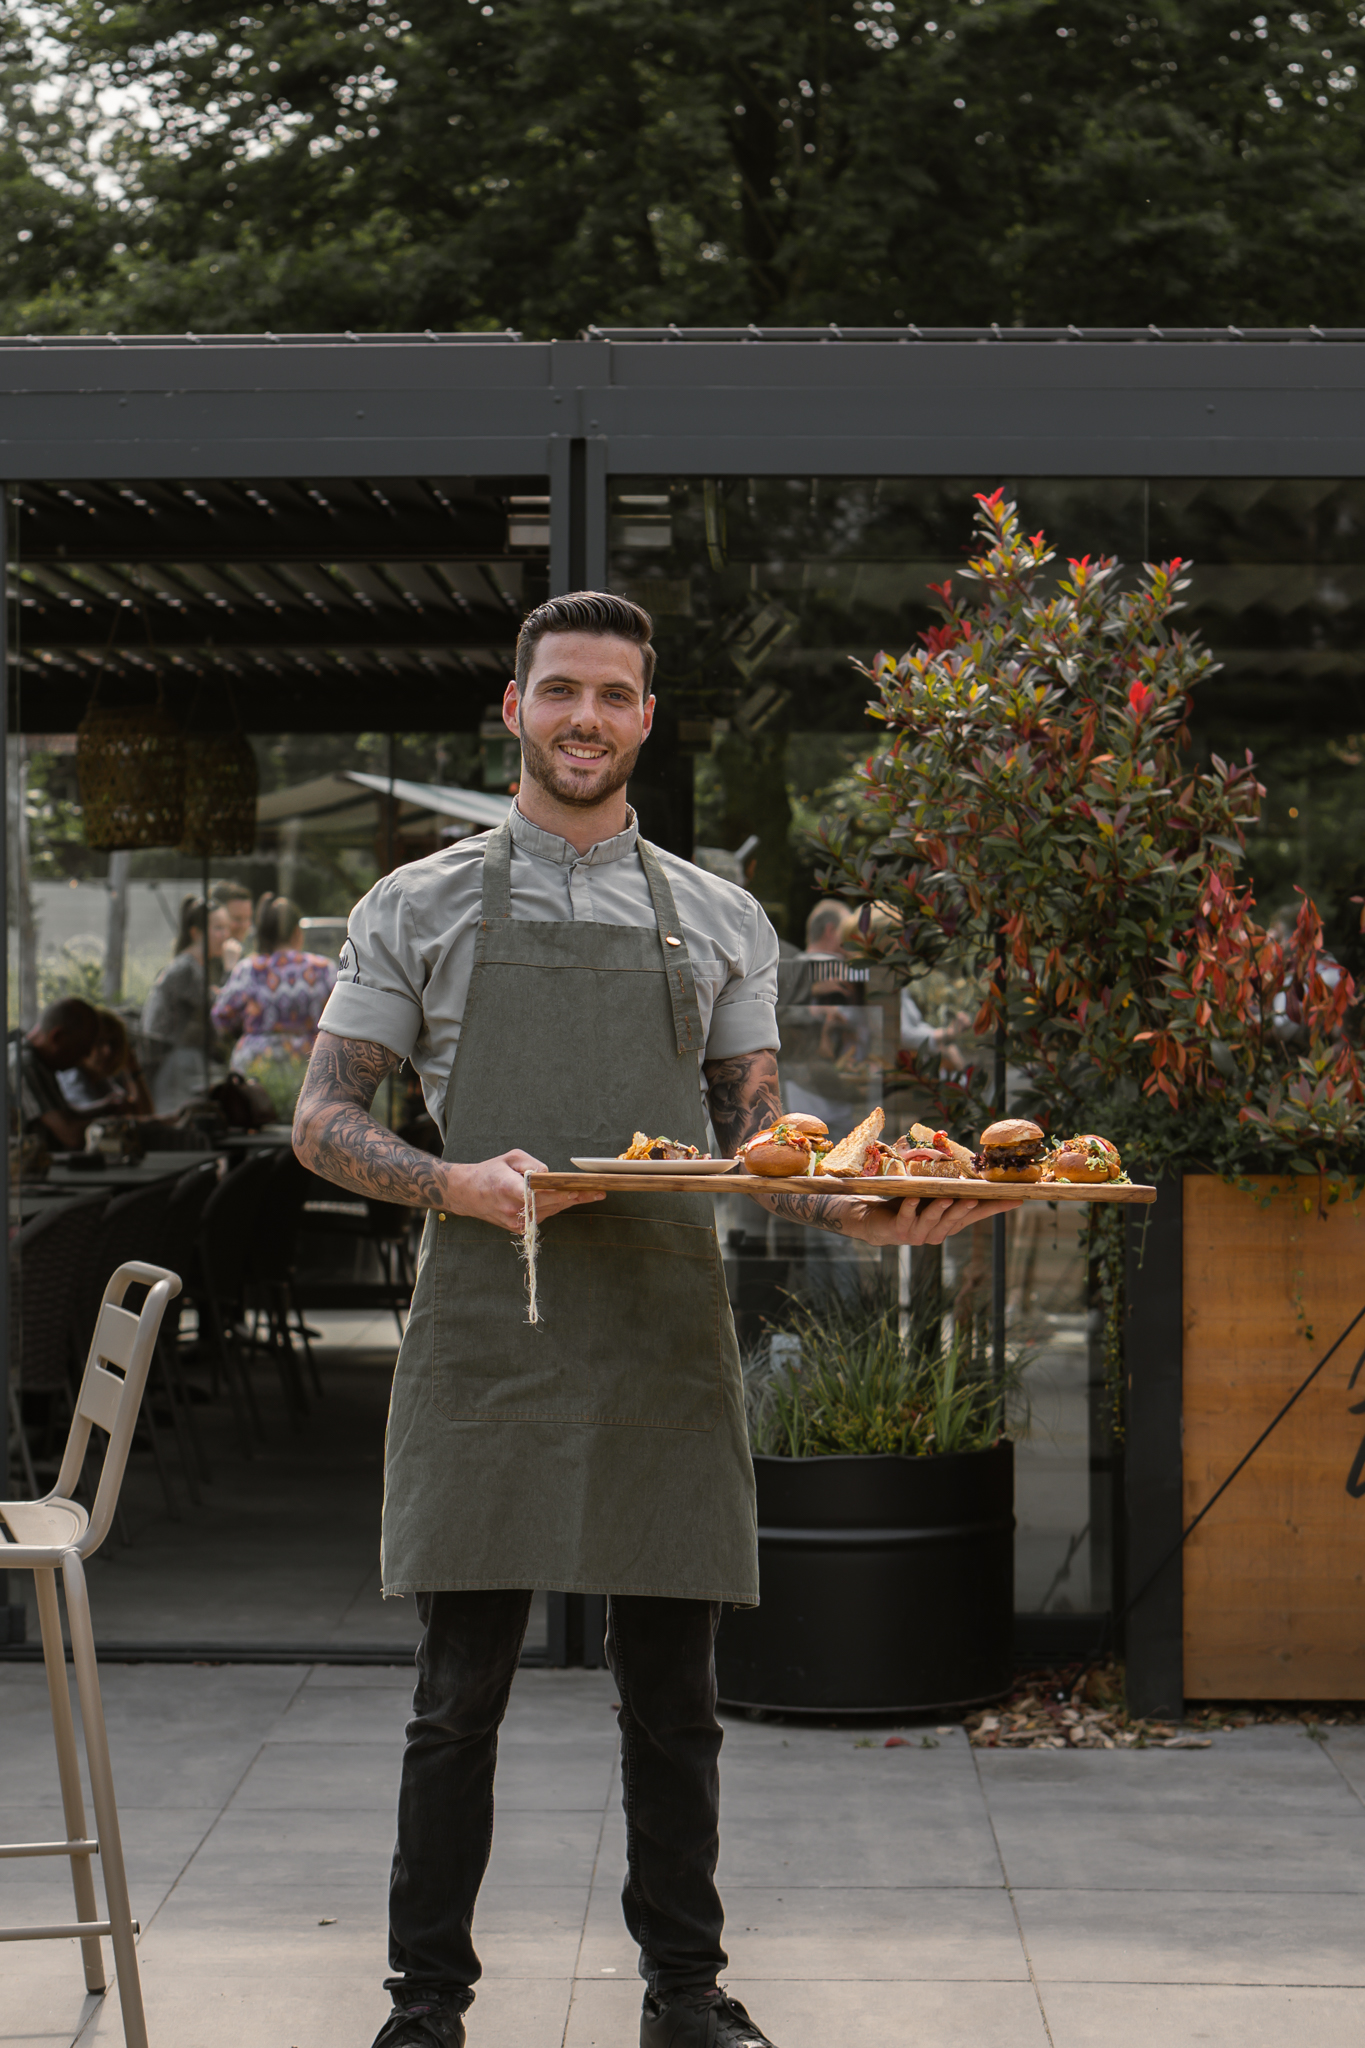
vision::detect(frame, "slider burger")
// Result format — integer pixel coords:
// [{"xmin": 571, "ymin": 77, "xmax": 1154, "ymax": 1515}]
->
[
  {"xmin": 977, "ymin": 1118, "xmax": 1047, "ymax": 1184},
  {"xmin": 739, "ymin": 1113, "xmax": 832, "ymax": 1178},
  {"xmin": 1050, "ymin": 1133, "xmax": 1124, "ymax": 1184}
]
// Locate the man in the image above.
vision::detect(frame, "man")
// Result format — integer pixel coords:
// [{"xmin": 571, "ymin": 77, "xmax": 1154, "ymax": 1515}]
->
[
  {"xmin": 7, "ymin": 997, "xmax": 100, "ymax": 1151},
  {"xmin": 293, "ymin": 592, "xmax": 1009, "ymax": 2048},
  {"xmin": 209, "ymin": 879, "xmax": 254, "ymax": 977}
]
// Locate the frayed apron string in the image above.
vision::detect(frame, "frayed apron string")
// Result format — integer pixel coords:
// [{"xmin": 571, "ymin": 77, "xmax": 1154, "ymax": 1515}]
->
[{"xmin": 519, "ymin": 1170, "xmax": 540, "ymax": 1326}]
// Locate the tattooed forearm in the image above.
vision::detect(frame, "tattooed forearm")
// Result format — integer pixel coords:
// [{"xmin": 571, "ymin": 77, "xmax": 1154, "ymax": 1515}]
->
[
  {"xmin": 293, "ymin": 1031, "xmax": 449, "ymax": 1209},
  {"xmin": 749, "ymin": 1186, "xmax": 849, "ymax": 1236},
  {"xmin": 703, "ymin": 1048, "xmax": 784, "ymax": 1157}
]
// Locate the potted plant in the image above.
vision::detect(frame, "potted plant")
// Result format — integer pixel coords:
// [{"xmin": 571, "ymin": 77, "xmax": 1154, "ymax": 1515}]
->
[
  {"xmin": 812, "ymin": 489, "xmax": 1365, "ymax": 1701},
  {"xmin": 716, "ymin": 1281, "xmax": 1017, "ymax": 1715}
]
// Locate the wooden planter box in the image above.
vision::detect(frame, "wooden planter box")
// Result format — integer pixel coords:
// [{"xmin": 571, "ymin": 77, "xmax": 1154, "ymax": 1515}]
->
[{"xmin": 1181, "ymin": 1175, "xmax": 1365, "ymax": 1700}]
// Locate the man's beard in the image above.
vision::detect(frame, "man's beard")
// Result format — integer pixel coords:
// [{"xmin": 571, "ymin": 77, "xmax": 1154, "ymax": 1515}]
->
[{"xmin": 518, "ymin": 728, "xmax": 641, "ymax": 809}]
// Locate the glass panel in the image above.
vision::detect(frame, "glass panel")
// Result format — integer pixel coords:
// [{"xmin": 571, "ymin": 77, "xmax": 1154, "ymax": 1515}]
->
[{"xmin": 612, "ymin": 470, "xmax": 1363, "ymax": 1628}]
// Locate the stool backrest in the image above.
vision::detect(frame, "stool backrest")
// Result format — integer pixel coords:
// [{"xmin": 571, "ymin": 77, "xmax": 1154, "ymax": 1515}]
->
[{"xmin": 53, "ymin": 1261, "xmax": 182, "ymax": 1556}]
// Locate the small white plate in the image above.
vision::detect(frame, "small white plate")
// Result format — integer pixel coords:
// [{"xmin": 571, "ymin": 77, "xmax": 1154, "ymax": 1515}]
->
[{"xmin": 570, "ymin": 1156, "xmax": 739, "ymax": 1175}]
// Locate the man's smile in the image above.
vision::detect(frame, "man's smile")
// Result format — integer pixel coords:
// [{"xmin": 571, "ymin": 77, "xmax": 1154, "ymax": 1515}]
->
[{"xmin": 558, "ymin": 740, "xmax": 609, "ymax": 761}]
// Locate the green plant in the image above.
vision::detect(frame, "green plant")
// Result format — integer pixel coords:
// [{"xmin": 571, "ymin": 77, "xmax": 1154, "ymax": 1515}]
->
[
  {"xmin": 818, "ymin": 488, "xmax": 1365, "ymax": 1186},
  {"xmin": 36, "ymin": 939, "xmax": 105, "ymax": 1012},
  {"xmin": 743, "ymin": 1274, "xmax": 1020, "ymax": 1460}
]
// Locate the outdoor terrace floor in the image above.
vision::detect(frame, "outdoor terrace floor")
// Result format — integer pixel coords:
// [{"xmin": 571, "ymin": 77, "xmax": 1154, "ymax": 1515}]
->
[{"xmin": 3, "ymin": 1660, "xmax": 1363, "ymax": 2048}]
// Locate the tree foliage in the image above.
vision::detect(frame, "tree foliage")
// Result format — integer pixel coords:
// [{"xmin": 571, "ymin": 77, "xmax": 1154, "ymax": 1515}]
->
[
  {"xmin": 6, "ymin": 2, "xmax": 1365, "ymax": 335},
  {"xmin": 818, "ymin": 490, "xmax": 1365, "ymax": 1178}
]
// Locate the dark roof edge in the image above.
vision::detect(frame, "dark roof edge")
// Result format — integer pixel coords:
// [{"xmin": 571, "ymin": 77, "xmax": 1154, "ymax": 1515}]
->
[{"xmin": 1, "ymin": 323, "xmax": 1362, "ymax": 349}]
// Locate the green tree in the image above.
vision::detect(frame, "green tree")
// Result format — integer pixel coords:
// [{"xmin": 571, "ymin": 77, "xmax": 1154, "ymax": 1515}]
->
[{"xmin": 7, "ymin": 2, "xmax": 1365, "ymax": 336}]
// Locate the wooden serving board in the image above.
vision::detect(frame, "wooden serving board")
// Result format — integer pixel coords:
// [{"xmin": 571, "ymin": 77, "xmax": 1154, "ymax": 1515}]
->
[{"xmin": 526, "ymin": 1171, "xmax": 1156, "ymax": 1205}]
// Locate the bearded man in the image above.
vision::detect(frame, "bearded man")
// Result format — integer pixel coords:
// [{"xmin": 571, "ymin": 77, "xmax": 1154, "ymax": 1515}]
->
[{"xmin": 293, "ymin": 591, "xmax": 1008, "ymax": 2048}]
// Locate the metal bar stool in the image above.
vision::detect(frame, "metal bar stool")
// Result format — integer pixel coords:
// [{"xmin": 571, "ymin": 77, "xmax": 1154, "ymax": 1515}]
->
[{"xmin": 0, "ymin": 1259, "xmax": 182, "ymax": 2048}]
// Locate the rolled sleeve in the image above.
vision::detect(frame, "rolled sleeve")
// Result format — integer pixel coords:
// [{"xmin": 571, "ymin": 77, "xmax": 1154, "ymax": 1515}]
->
[{"xmin": 317, "ymin": 877, "xmax": 424, "ymax": 1060}]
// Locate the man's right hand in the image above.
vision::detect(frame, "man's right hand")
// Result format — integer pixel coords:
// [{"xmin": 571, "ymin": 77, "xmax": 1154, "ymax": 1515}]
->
[{"xmin": 442, "ymin": 1149, "xmax": 605, "ymax": 1232}]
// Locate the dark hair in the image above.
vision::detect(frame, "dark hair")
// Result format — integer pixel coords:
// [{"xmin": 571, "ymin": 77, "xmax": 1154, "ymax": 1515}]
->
[
  {"xmin": 176, "ymin": 895, "xmax": 209, "ymax": 951},
  {"xmin": 255, "ymin": 893, "xmax": 302, "ymax": 953},
  {"xmin": 210, "ymin": 879, "xmax": 252, "ymax": 908},
  {"xmin": 514, "ymin": 591, "xmax": 655, "ymax": 696},
  {"xmin": 38, "ymin": 995, "xmax": 98, "ymax": 1037},
  {"xmin": 91, "ymin": 1006, "xmax": 130, "ymax": 1067}
]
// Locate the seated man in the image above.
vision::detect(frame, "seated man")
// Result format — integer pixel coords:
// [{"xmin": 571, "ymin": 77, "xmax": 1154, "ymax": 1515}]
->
[{"xmin": 7, "ymin": 997, "xmax": 100, "ymax": 1152}]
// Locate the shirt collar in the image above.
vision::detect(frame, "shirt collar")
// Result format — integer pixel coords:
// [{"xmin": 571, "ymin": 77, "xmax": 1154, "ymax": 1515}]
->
[{"xmin": 509, "ymin": 803, "xmax": 639, "ymax": 869}]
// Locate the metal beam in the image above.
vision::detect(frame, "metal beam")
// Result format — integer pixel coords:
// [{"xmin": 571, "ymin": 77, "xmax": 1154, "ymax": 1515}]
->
[{"xmin": 5, "ymin": 336, "xmax": 1365, "ymax": 481}]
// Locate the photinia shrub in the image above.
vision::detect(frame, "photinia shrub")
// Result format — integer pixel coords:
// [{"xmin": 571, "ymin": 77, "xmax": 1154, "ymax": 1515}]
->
[{"xmin": 818, "ymin": 489, "xmax": 1364, "ymax": 1182}]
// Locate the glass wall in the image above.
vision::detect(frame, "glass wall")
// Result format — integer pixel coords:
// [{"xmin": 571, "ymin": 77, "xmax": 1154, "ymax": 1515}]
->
[{"xmin": 612, "ymin": 473, "xmax": 1365, "ymax": 1627}]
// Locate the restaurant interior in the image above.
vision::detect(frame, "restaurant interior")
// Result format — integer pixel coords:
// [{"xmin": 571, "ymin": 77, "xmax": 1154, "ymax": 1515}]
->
[{"xmin": 6, "ymin": 463, "xmax": 1360, "ymax": 1662}]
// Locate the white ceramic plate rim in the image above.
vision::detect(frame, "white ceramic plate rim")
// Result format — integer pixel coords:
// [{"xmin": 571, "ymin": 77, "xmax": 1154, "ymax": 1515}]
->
[{"xmin": 570, "ymin": 1156, "xmax": 739, "ymax": 1175}]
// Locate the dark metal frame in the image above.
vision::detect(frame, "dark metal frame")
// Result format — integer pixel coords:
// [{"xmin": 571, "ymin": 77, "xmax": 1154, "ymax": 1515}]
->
[{"xmin": 9, "ymin": 326, "xmax": 1355, "ymax": 1668}]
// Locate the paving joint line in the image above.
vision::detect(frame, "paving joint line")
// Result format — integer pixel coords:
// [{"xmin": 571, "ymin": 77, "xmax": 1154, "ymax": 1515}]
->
[{"xmin": 970, "ymin": 1741, "xmax": 1056, "ymax": 2046}]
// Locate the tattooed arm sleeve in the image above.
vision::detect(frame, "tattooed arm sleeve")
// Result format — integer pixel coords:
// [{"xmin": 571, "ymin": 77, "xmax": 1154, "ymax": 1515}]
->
[
  {"xmin": 292, "ymin": 1030, "xmax": 450, "ymax": 1209},
  {"xmin": 702, "ymin": 1047, "xmax": 853, "ymax": 1236}
]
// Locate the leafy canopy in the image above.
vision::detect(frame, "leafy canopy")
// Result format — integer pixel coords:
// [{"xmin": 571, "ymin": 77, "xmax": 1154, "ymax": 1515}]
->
[{"xmin": 9, "ymin": 2, "xmax": 1365, "ymax": 334}]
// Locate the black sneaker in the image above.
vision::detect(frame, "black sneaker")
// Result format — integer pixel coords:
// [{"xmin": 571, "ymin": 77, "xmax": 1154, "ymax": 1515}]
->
[
  {"xmin": 371, "ymin": 1994, "xmax": 469, "ymax": 2048},
  {"xmin": 641, "ymin": 1987, "xmax": 779, "ymax": 2048}
]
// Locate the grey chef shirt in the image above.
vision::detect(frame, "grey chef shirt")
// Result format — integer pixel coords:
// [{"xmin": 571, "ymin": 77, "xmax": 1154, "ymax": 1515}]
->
[{"xmin": 319, "ymin": 805, "xmax": 781, "ymax": 1138}]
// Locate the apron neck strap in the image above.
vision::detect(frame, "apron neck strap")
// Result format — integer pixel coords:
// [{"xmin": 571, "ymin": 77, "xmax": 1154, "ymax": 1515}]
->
[
  {"xmin": 638, "ymin": 840, "xmax": 703, "ymax": 1059},
  {"xmin": 480, "ymin": 818, "xmax": 514, "ymax": 923}
]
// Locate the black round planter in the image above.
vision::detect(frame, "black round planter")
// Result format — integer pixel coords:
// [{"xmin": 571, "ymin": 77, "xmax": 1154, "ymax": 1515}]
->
[{"xmin": 716, "ymin": 1441, "xmax": 1014, "ymax": 1715}]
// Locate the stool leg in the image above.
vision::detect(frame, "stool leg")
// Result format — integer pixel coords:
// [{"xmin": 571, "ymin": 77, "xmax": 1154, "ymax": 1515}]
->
[
  {"xmin": 34, "ymin": 1567, "xmax": 105, "ymax": 1994},
  {"xmin": 62, "ymin": 1551, "xmax": 148, "ymax": 2048}
]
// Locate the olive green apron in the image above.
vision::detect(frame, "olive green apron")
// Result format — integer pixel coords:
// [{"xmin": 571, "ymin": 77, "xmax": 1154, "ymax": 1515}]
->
[{"xmin": 380, "ymin": 820, "xmax": 758, "ymax": 1605}]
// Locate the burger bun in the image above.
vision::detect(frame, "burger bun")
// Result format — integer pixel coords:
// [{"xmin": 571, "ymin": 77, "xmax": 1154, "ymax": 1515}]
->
[
  {"xmin": 744, "ymin": 1141, "xmax": 815, "ymax": 1178},
  {"xmin": 981, "ymin": 1161, "xmax": 1045, "ymax": 1184},
  {"xmin": 979, "ymin": 1118, "xmax": 1045, "ymax": 1151}
]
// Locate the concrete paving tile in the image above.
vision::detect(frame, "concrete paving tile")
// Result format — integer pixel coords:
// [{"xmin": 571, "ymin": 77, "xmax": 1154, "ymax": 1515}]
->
[
  {"xmin": 0, "ymin": 1944, "xmax": 106, "ymax": 2048},
  {"xmin": 577, "ymin": 1882, "xmax": 1024, "ymax": 1982},
  {"xmin": 482, "ymin": 1810, "xmax": 612, "ymax": 1891},
  {"xmin": 1040, "ymin": 1982, "xmax": 1365, "ymax": 2048},
  {"xmin": 271, "ymin": 1683, "xmax": 417, "ymax": 1743},
  {"xmin": 1017, "ymin": 1887, "xmax": 1365, "ymax": 1986},
  {"xmin": 177, "ymin": 1799, "xmax": 400, "ymax": 1878},
  {"xmin": 0, "ymin": 1802, "xmax": 212, "ymax": 1911},
  {"xmin": 230, "ymin": 1737, "xmax": 412, "ymax": 1812},
  {"xmin": 564, "ymin": 1976, "xmax": 1049, "ymax": 2048},
  {"xmin": 1319, "ymin": 1725, "xmax": 1365, "ymax": 1802},
  {"xmin": 75, "ymin": 1952, "xmax": 571, "ymax": 2048},
  {"xmin": 716, "ymin": 1801, "xmax": 1002, "ymax": 1890},
  {"xmin": 294, "ymin": 1663, "xmax": 418, "ymax": 1690},
  {"xmin": 977, "ymin": 1745, "xmax": 1365, "ymax": 1892}
]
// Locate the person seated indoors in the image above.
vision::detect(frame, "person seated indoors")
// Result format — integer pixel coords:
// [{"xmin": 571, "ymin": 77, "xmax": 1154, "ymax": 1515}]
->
[
  {"xmin": 57, "ymin": 1006, "xmax": 154, "ymax": 1120},
  {"xmin": 7, "ymin": 996, "xmax": 99, "ymax": 1152}
]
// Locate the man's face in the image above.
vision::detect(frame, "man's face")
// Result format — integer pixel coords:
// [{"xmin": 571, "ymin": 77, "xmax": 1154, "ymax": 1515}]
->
[
  {"xmin": 503, "ymin": 631, "xmax": 654, "ymax": 810},
  {"xmin": 224, "ymin": 896, "xmax": 252, "ymax": 942}
]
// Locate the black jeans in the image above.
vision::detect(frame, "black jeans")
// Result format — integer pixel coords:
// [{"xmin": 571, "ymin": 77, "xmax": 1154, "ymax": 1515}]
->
[{"xmin": 385, "ymin": 1589, "xmax": 727, "ymax": 2006}]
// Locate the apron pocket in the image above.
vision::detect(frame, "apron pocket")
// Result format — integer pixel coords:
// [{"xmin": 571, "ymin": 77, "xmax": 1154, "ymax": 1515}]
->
[{"xmin": 430, "ymin": 1207, "xmax": 726, "ymax": 1431}]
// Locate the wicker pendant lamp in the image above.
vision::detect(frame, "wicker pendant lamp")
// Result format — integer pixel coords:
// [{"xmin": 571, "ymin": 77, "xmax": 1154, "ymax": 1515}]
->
[
  {"xmin": 179, "ymin": 730, "xmax": 259, "ymax": 858},
  {"xmin": 75, "ymin": 678, "xmax": 185, "ymax": 852}
]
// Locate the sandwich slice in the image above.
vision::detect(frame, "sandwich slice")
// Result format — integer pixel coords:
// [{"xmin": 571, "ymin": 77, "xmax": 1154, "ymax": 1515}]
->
[{"xmin": 818, "ymin": 1107, "xmax": 886, "ymax": 1176}]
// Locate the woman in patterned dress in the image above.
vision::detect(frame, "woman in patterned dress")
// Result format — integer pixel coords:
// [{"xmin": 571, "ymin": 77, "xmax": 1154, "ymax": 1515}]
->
[{"xmin": 210, "ymin": 894, "xmax": 337, "ymax": 1121}]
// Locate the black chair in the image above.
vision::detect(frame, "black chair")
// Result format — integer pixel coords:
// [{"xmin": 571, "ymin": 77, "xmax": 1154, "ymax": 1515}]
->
[
  {"xmin": 198, "ymin": 1151, "xmax": 309, "ymax": 1431},
  {"xmin": 151, "ymin": 1159, "xmax": 256, "ymax": 1458},
  {"xmin": 253, "ymin": 1149, "xmax": 325, "ymax": 1401},
  {"xmin": 294, "ymin": 1169, "xmax": 417, "ymax": 1339},
  {"xmin": 9, "ymin": 1193, "xmax": 110, "ymax": 1515},
  {"xmin": 84, "ymin": 1177, "xmax": 206, "ymax": 1512}
]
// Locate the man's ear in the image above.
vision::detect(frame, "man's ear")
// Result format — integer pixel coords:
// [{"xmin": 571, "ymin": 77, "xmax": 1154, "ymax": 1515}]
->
[
  {"xmin": 641, "ymin": 693, "xmax": 656, "ymax": 743},
  {"xmin": 502, "ymin": 679, "xmax": 520, "ymax": 736}
]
